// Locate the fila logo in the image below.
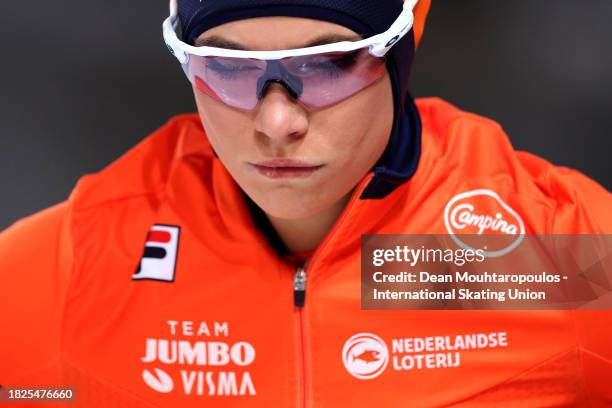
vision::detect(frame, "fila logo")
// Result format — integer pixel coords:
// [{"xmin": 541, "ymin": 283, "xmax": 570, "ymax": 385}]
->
[{"xmin": 133, "ymin": 224, "xmax": 181, "ymax": 282}]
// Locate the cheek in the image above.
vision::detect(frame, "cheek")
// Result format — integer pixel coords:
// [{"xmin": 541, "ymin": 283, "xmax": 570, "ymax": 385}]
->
[
  {"xmin": 193, "ymin": 90, "xmax": 252, "ymax": 160},
  {"xmin": 315, "ymin": 73, "xmax": 394, "ymax": 170}
]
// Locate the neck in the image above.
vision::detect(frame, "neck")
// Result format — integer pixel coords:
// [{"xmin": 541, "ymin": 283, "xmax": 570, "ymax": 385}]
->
[{"xmin": 267, "ymin": 192, "xmax": 353, "ymax": 254}]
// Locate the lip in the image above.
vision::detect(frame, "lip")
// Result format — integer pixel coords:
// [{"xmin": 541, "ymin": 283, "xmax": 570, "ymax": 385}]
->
[{"xmin": 249, "ymin": 159, "xmax": 324, "ymax": 179}]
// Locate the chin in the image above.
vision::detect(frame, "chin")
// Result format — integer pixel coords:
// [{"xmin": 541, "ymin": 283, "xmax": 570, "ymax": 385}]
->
[{"xmin": 251, "ymin": 190, "xmax": 331, "ymax": 220}]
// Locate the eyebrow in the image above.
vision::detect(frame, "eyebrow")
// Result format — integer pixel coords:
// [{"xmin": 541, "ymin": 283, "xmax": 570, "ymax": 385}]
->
[{"xmin": 194, "ymin": 33, "xmax": 363, "ymax": 50}]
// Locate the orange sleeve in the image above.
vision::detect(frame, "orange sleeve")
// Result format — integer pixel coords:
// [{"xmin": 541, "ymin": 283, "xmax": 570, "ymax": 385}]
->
[
  {"xmin": 549, "ymin": 165, "xmax": 611, "ymax": 234},
  {"xmin": 549, "ymin": 167, "xmax": 612, "ymax": 404},
  {"xmin": 516, "ymin": 152, "xmax": 612, "ymax": 403},
  {"xmin": 516, "ymin": 150, "xmax": 611, "ymax": 233},
  {"xmin": 571, "ymin": 310, "xmax": 612, "ymax": 406},
  {"xmin": 0, "ymin": 202, "xmax": 73, "ymax": 386}
]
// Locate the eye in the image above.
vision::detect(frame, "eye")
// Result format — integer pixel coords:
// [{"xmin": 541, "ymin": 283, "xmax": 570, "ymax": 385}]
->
[
  {"xmin": 205, "ymin": 58, "xmax": 263, "ymax": 79},
  {"xmin": 327, "ymin": 51, "xmax": 361, "ymax": 69},
  {"xmin": 290, "ymin": 51, "xmax": 361, "ymax": 78}
]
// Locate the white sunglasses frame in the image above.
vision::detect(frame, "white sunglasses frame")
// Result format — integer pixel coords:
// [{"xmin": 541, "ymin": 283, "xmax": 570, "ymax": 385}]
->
[{"xmin": 163, "ymin": 0, "xmax": 419, "ymax": 65}]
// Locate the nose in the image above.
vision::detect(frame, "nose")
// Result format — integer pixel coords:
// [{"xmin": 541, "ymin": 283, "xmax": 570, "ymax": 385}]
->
[{"xmin": 253, "ymin": 83, "xmax": 309, "ymax": 144}]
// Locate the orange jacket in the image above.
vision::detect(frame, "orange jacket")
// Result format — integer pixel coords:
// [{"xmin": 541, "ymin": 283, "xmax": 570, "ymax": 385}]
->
[{"xmin": 1, "ymin": 98, "xmax": 611, "ymax": 407}]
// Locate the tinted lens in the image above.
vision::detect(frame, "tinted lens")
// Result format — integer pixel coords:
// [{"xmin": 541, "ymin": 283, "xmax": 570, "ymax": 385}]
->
[
  {"xmin": 282, "ymin": 49, "xmax": 386, "ymax": 108},
  {"xmin": 182, "ymin": 49, "xmax": 385, "ymax": 110},
  {"xmin": 185, "ymin": 56, "xmax": 266, "ymax": 110}
]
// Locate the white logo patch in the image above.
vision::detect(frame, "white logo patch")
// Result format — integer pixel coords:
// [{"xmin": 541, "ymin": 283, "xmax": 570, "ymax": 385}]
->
[{"xmin": 133, "ymin": 224, "xmax": 181, "ymax": 282}]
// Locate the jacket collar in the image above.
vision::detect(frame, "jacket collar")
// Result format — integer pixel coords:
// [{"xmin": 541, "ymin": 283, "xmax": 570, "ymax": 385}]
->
[{"xmin": 361, "ymin": 94, "xmax": 422, "ymax": 199}]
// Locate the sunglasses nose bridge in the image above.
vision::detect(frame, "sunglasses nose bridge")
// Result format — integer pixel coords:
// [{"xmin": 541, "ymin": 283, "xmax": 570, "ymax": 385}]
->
[{"xmin": 256, "ymin": 60, "xmax": 304, "ymax": 102}]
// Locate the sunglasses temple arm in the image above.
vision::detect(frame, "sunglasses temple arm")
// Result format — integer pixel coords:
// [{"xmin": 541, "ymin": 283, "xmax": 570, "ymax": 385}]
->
[
  {"xmin": 369, "ymin": 0, "xmax": 417, "ymax": 57},
  {"xmin": 404, "ymin": 0, "xmax": 419, "ymax": 13}
]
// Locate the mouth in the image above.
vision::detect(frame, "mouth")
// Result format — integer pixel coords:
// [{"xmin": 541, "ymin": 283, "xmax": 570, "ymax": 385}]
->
[{"xmin": 249, "ymin": 159, "xmax": 324, "ymax": 179}]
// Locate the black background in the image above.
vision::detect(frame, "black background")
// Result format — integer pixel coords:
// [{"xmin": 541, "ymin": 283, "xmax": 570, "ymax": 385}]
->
[{"xmin": 1, "ymin": 0, "xmax": 610, "ymax": 230}]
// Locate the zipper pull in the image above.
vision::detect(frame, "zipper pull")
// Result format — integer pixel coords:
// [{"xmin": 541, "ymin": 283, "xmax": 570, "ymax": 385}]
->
[{"xmin": 293, "ymin": 265, "xmax": 307, "ymax": 308}]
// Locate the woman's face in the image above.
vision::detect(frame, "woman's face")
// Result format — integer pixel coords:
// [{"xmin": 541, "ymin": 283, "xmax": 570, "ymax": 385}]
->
[{"xmin": 193, "ymin": 17, "xmax": 394, "ymax": 220}]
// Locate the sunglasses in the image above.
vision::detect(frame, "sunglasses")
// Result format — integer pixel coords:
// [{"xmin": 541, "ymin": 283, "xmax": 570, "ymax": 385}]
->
[{"xmin": 163, "ymin": 0, "xmax": 419, "ymax": 110}]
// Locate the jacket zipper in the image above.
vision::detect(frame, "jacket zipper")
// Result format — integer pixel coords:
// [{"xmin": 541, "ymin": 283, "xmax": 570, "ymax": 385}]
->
[
  {"xmin": 291, "ymin": 175, "xmax": 372, "ymax": 408},
  {"xmin": 294, "ymin": 263, "xmax": 308, "ymax": 408},
  {"xmin": 294, "ymin": 265, "xmax": 307, "ymax": 307}
]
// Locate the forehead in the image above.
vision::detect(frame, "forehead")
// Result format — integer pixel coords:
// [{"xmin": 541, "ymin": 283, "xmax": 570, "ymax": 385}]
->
[{"xmin": 194, "ymin": 16, "xmax": 362, "ymax": 51}]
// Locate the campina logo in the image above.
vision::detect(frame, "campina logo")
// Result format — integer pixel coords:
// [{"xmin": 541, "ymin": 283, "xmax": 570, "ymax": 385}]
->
[
  {"xmin": 342, "ymin": 333, "xmax": 389, "ymax": 380},
  {"xmin": 133, "ymin": 224, "xmax": 181, "ymax": 282},
  {"xmin": 444, "ymin": 189, "xmax": 525, "ymax": 257}
]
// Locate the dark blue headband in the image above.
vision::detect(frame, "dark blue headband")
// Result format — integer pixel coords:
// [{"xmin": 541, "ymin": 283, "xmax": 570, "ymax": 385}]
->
[{"xmin": 178, "ymin": 0, "xmax": 403, "ymax": 45}]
